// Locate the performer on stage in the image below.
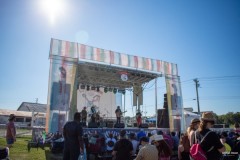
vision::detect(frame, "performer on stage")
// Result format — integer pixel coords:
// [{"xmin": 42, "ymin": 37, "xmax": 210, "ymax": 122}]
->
[
  {"xmin": 136, "ymin": 112, "xmax": 142, "ymax": 127},
  {"xmin": 115, "ymin": 106, "xmax": 122, "ymax": 124},
  {"xmin": 90, "ymin": 106, "xmax": 96, "ymax": 123},
  {"xmin": 96, "ymin": 111, "xmax": 101, "ymax": 126},
  {"xmin": 81, "ymin": 106, "xmax": 87, "ymax": 123}
]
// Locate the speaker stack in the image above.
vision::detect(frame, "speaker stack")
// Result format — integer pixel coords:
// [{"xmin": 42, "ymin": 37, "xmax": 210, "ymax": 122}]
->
[{"xmin": 106, "ymin": 121, "xmax": 114, "ymax": 128}]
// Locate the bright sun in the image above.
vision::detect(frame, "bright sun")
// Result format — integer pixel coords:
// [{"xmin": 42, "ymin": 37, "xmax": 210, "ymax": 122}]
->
[{"xmin": 39, "ymin": 0, "xmax": 66, "ymax": 25}]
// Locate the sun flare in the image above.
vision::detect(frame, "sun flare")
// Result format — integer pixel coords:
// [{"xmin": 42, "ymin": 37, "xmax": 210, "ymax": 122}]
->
[{"xmin": 39, "ymin": 0, "xmax": 66, "ymax": 25}]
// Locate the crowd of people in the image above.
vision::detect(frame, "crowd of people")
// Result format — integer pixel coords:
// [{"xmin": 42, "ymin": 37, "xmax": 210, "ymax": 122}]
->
[
  {"xmin": 2, "ymin": 111, "xmax": 240, "ymax": 160},
  {"xmin": 63, "ymin": 111, "xmax": 240, "ymax": 160}
]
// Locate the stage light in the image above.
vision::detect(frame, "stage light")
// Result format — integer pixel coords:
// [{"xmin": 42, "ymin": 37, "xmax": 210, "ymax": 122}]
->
[
  {"xmin": 118, "ymin": 89, "xmax": 126, "ymax": 95},
  {"xmin": 87, "ymin": 85, "xmax": 90, "ymax": 91},
  {"xmin": 80, "ymin": 85, "xmax": 85, "ymax": 89},
  {"xmin": 113, "ymin": 88, "xmax": 117, "ymax": 94},
  {"xmin": 97, "ymin": 87, "xmax": 100, "ymax": 92},
  {"xmin": 104, "ymin": 87, "xmax": 108, "ymax": 93}
]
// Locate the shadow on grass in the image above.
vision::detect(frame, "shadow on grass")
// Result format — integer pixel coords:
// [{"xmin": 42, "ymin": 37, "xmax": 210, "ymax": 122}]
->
[{"xmin": 45, "ymin": 150, "xmax": 63, "ymax": 160}]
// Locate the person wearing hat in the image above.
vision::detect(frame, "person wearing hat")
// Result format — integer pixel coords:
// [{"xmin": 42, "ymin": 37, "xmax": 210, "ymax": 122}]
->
[
  {"xmin": 134, "ymin": 136, "xmax": 158, "ymax": 160},
  {"xmin": 187, "ymin": 118, "xmax": 200, "ymax": 147},
  {"xmin": 194, "ymin": 112, "xmax": 225, "ymax": 160},
  {"xmin": 151, "ymin": 134, "xmax": 172, "ymax": 160},
  {"xmin": 6, "ymin": 114, "xmax": 16, "ymax": 147}
]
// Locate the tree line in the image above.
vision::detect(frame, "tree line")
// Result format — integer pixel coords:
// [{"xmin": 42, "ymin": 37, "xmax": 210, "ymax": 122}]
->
[{"xmin": 214, "ymin": 112, "xmax": 240, "ymax": 126}]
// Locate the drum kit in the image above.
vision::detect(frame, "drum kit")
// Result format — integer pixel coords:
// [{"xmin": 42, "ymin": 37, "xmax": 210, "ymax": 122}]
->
[{"xmin": 88, "ymin": 105, "xmax": 101, "ymax": 123}]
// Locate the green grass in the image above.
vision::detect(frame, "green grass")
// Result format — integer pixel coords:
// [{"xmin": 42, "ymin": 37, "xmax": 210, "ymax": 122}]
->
[{"xmin": 0, "ymin": 136, "xmax": 63, "ymax": 160}]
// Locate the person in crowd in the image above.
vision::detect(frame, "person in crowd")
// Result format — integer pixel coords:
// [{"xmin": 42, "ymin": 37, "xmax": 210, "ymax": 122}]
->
[
  {"xmin": 178, "ymin": 133, "xmax": 190, "ymax": 160},
  {"xmin": 221, "ymin": 131, "xmax": 234, "ymax": 149},
  {"xmin": 115, "ymin": 106, "xmax": 122, "ymax": 124},
  {"xmin": 157, "ymin": 130, "xmax": 174, "ymax": 150},
  {"xmin": 83, "ymin": 134, "xmax": 90, "ymax": 160},
  {"xmin": 6, "ymin": 114, "xmax": 16, "ymax": 148},
  {"xmin": 112, "ymin": 130, "xmax": 133, "ymax": 160},
  {"xmin": 171, "ymin": 131, "xmax": 179, "ymax": 152},
  {"xmin": 220, "ymin": 136, "xmax": 231, "ymax": 152},
  {"xmin": 63, "ymin": 112, "xmax": 84, "ymax": 160},
  {"xmin": 81, "ymin": 106, "xmax": 87, "ymax": 124},
  {"xmin": 90, "ymin": 106, "xmax": 96, "ymax": 123},
  {"xmin": 134, "ymin": 136, "xmax": 158, "ymax": 160},
  {"xmin": 151, "ymin": 134, "xmax": 172, "ymax": 160},
  {"xmin": 187, "ymin": 118, "xmax": 200, "ymax": 147},
  {"xmin": 105, "ymin": 133, "xmax": 116, "ymax": 154},
  {"xmin": 137, "ymin": 129, "xmax": 146, "ymax": 141},
  {"xmin": 129, "ymin": 132, "xmax": 139, "ymax": 155},
  {"xmin": 147, "ymin": 132, "xmax": 152, "ymax": 143},
  {"xmin": 0, "ymin": 147, "xmax": 9, "ymax": 159},
  {"xmin": 234, "ymin": 122, "xmax": 240, "ymax": 134},
  {"xmin": 195, "ymin": 112, "xmax": 225, "ymax": 160},
  {"xmin": 42, "ymin": 130, "xmax": 46, "ymax": 144}
]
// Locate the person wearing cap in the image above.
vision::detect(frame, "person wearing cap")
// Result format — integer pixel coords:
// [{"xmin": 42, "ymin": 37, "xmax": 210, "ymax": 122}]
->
[
  {"xmin": 112, "ymin": 130, "xmax": 133, "ymax": 160},
  {"xmin": 137, "ymin": 128, "xmax": 146, "ymax": 141},
  {"xmin": 195, "ymin": 112, "xmax": 225, "ymax": 160},
  {"xmin": 134, "ymin": 136, "xmax": 158, "ymax": 160},
  {"xmin": 151, "ymin": 134, "xmax": 172, "ymax": 160},
  {"xmin": 6, "ymin": 114, "xmax": 16, "ymax": 148},
  {"xmin": 187, "ymin": 118, "xmax": 200, "ymax": 147}
]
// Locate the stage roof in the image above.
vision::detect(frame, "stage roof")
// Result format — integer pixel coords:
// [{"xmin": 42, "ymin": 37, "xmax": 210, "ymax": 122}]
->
[
  {"xmin": 49, "ymin": 38, "xmax": 179, "ymax": 89},
  {"xmin": 77, "ymin": 62, "xmax": 160, "ymax": 89}
]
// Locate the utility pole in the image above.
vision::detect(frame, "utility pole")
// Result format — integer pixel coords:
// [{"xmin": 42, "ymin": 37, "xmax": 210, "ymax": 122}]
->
[{"xmin": 193, "ymin": 79, "xmax": 200, "ymax": 115}]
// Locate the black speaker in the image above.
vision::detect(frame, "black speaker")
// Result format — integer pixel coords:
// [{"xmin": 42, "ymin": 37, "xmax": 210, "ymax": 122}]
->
[
  {"xmin": 139, "ymin": 123, "xmax": 149, "ymax": 128},
  {"xmin": 107, "ymin": 121, "xmax": 114, "ymax": 128},
  {"xmin": 157, "ymin": 109, "xmax": 169, "ymax": 128},
  {"xmin": 99, "ymin": 122, "xmax": 107, "ymax": 128},
  {"xmin": 114, "ymin": 123, "xmax": 125, "ymax": 128},
  {"xmin": 88, "ymin": 122, "xmax": 98, "ymax": 128}
]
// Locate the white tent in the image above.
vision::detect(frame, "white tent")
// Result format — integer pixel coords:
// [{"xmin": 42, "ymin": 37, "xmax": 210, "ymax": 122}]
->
[{"xmin": 184, "ymin": 110, "xmax": 201, "ymax": 128}]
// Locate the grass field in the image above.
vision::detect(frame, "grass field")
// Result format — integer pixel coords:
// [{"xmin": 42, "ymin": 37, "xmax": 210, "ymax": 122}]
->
[{"xmin": 0, "ymin": 136, "xmax": 63, "ymax": 160}]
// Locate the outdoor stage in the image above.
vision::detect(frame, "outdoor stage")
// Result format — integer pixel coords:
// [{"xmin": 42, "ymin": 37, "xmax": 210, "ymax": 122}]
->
[{"xmin": 46, "ymin": 38, "xmax": 185, "ymax": 133}]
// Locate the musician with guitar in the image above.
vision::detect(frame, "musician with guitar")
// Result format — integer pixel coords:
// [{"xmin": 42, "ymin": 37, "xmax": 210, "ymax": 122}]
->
[
  {"xmin": 115, "ymin": 106, "xmax": 122, "ymax": 124},
  {"xmin": 90, "ymin": 106, "xmax": 97, "ymax": 123},
  {"xmin": 136, "ymin": 112, "xmax": 142, "ymax": 127}
]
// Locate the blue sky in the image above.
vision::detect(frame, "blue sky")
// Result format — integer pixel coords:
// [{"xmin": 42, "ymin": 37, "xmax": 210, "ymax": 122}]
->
[{"xmin": 0, "ymin": 0, "xmax": 240, "ymax": 116}]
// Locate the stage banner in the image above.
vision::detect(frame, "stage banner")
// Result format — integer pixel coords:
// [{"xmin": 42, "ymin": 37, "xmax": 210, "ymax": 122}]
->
[
  {"xmin": 165, "ymin": 75, "xmax": 185, "ymax": 132},
  {"xmin": 50, "ymin": 39, "xmax": 178, "ymax": 76},
  {"xmin": 77, "ymin": 88, "xmax": 118, "ymax": 119},
  {"xmin": 46, "ymin": 57, "xmax": 78, "ymax": 133}
]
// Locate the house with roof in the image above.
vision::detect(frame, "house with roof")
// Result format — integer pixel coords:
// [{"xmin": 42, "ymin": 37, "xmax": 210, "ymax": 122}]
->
[{"xmin": 0, "ymin": 102, "xmax": 46, "ymax": 127}]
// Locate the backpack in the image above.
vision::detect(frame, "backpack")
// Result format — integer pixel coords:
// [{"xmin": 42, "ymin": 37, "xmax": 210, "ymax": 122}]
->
[{"xmin": 190, "ymin": 131, "xmax": 213, "ymax": 160}]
